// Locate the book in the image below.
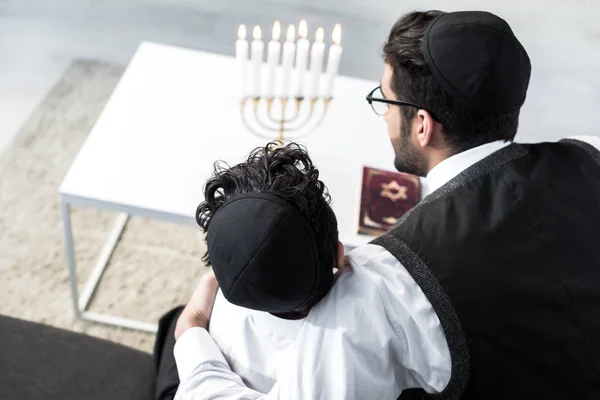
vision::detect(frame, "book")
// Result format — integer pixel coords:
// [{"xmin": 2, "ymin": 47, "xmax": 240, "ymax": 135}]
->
[{"xmin": 358, "ymin": 166, "xmax": 421, "ymax": 236}]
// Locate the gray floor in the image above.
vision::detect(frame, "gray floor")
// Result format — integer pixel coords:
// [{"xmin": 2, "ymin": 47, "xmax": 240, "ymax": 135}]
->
[{"xmin": 1, "ymin": 0, "xmax": 599, "ymax": 153}]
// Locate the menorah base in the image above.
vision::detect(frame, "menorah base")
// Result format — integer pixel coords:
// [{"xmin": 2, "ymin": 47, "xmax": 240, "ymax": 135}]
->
[{"xmin": 241, "ymin": 96, "xmax": 331, "ymax": 142}]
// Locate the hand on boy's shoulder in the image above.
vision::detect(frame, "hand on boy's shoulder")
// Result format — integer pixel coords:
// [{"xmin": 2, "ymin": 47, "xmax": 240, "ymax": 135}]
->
[
  {"xmin": 174, "ymin": 271, "xmax": 219, "ymax": 340},
  {"xmin": 333, "ymin": 258, "xmax": 352, "ymax": 283}
]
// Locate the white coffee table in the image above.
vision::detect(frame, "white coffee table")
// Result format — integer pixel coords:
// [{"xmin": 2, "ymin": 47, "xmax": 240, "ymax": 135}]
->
[{"xmin": 59, "ymin": 42, "xmax": 395, "ymax": 332}]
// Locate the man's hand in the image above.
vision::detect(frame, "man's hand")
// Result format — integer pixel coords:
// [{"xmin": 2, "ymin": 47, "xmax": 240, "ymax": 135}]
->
[{"xmin": 174, "ymin": 271, "xmax": 219, "ymax": 340}]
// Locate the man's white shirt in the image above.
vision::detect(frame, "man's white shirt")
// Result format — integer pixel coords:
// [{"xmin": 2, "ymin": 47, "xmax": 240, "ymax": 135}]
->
[{"xmin": 174, "ymin": 136, "xmax": 600, "ymax": 399}]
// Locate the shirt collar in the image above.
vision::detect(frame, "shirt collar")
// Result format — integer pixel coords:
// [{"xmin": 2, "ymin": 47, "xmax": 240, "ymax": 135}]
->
[{"xmin": 425, "ymin": 140, "xmax": 512, "ymax": 194}]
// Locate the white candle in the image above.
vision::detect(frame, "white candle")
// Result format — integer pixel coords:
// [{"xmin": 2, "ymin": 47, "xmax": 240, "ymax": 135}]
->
[
  {"xmin": 266, "ymin": 21, "xmax": 281, "ymax": 98},
  {"xmin": 280, "ymin": 25, "xmax": 296, "ymax": 98},
  {"xmin": 235, "ymin": 25, "xmax": 249, "ymax": 99},
  {"xmin": 307, "ymin": 27, "xmax": 325, "ymax": 99},
  {"xmin": 324, "ymin": 24, "xmax": 342, "ymax": 98},
  {"xmin": 294, "ymin": 20, "xmax": 309, "ymax": 98},
  {"xmin": 250, "ymin": 25, "xmax": 264, "ymax": 98}
]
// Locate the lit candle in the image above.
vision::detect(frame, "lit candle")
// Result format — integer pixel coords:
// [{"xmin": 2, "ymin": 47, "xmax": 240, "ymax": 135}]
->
[
  {"xmin": 307, "ymin": 27, "xmax": 325, "ymax": 99},
  {"xmin": 294, "ymin": 20, "xmax": 309, "ymax": 98},
  {"xmin": 324, "ymin": 24, "xmax": 342, "ymax": 98},
  {"xmin": 236, "ymin": 24, "xmax": 248, "ymax": 99},
  {"xmin": 250, "ymin": 25, "xmax": 264, "ymax": 98},
  {"xmin": 266, "ymin": 21, "xmax": 281, "ymax": 98},
  {"xmin": 280, "ymin": 25, "xmax": 296, "ymax": 98}
]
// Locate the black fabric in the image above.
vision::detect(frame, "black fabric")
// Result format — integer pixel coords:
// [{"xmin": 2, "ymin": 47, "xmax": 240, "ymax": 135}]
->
[
  {"xmin": 207, "ymin": 192, "xmax": 332, "ymax": 313},
  {"xmin": 154, "ymin": 306, "xmax": 185, "ymax": 400},
  {"xmin": 373, "ymin": 235, "xmax": 470, "ymax": 400},
  {"xmin": 423, "ymin": 11, "xmax": 531, "ymax": 113},
  {"xmin": 375, "ymin": 141, "xmax": 600, "ymax": 399},
  {"xmin": 0, "ymin": 314, "xmax": 154, "ymax": 400},
  {"xmin": 562, "ymin": 138, "xmax": 600, "ymax": 166}
]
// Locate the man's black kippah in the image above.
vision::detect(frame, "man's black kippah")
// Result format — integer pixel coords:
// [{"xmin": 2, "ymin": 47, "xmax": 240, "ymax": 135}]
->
[{"xmin": 423, "ymin": 11, "xmax": 531, "ymax": 113}]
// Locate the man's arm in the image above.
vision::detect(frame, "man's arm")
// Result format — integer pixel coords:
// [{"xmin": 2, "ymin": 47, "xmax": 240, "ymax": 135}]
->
[
  {"xmin": 173, "ymin": 242, "xmax": 456, "ymax": 399},
  {"xmin": 172, "ymin": 266, "xmax": 422, "ymax": 399},
  {"xmin": 174, "ymin": 327, "xmax": 269, "ymax": 399},
  {"xmin": 348, "ymin": 244, "xmax": 452, "ymax": 394},
  {"xmin": 173, "ymin": 272, "xmax": 270, "ymax": 399},
  {"xmin": 173, "ymin": 316, "xmax": 406, "ymax": 400}
]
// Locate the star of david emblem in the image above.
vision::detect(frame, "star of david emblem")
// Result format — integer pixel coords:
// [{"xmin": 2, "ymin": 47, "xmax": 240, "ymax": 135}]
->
[{"xmin": 380, "ymin": 180, "xmax": 408, "ymax": 202}]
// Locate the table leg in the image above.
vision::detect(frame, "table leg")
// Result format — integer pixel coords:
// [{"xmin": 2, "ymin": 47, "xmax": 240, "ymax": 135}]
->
[
  {"xmin": 61, "ymin": 199, "xmax": 157, "ymax": 333},
  {"xmin": 78, "ymin": 213, "xmax": 129, "ymax": 311},
  {"xmin": 82, "ymin": 311, "xmax": 158, "ymax": 333},
  {"xmin": 61, "ymin": 199, "xmax": 81, "ymax": 319}
]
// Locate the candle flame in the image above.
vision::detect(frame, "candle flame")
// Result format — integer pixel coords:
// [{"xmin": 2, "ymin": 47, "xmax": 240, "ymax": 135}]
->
[
  {"xmin": 332, "ymin": 24, "xmax": 341, "ymax": 45},
  {"xmin": 272, "ymin": 21, "xmax": 281, "ymax": 41},
  {"xmin": 238, "ymin": 24, "xmax": 246, "ymax": 40},
  {"xmin": 287, "ymin": 24, "xmax": 296, "ymax": 42},
  {"xmin": 253, "ymin": 25, "xmax": 261, "ymax": 41},
  {"xmin": 299, "ymin": 20, "xmax": 308, "ymax": 39},
  {"xmin": 316, "ymin": 27, "xmax": 324, "ymax": 43}
]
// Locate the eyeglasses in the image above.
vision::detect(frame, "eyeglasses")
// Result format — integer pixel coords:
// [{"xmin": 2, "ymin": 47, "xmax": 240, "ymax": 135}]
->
[{"xmin": 365, "ymin": 86, "xmax": 443, "ymax": 123}]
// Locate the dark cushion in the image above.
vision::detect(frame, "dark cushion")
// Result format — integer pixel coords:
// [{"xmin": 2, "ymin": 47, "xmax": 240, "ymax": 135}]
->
[{"xmin": 0, "ymin": 315, "xmax": 154, "ymax": 400}]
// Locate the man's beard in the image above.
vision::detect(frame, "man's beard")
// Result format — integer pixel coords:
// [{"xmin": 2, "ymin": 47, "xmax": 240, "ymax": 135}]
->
[{"xmin": 392, "ymin": 123, "xmax": 428, "ymax": 177}]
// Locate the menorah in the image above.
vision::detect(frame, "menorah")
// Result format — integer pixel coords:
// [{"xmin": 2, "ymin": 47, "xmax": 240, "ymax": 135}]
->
[
  {"xmin": 240, "ymin": 96, "xmax": 331, "ymax": 142},
  {"xmin": 236, "ymin": 20, "xmax": 342, "ymax": 142}
]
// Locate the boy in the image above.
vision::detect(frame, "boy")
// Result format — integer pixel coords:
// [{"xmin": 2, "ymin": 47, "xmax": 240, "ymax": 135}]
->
[{"xmin": 160, "ymin": 142, "xmax": 446, "ymax": 399}]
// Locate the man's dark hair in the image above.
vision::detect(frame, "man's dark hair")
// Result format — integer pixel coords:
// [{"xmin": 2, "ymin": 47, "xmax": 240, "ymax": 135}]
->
[
  {"xmin": 383, "ymin": 10, "xmax": 520, "ymax": 153},
  {"xmin": 196, "ymin": 142, "xmax": 339, "ymax": 295}
]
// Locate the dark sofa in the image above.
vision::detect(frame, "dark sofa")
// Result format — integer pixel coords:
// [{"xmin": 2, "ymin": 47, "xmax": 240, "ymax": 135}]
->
[{"xmin": 0, "ymin": 315, "xmax": 155, "ymax": 400}]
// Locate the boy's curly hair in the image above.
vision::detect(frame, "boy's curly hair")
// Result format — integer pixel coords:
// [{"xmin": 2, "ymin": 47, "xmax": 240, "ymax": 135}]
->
[{"xmin": 196, "ymin": 142, "xmax": 339, "ymax": 277}]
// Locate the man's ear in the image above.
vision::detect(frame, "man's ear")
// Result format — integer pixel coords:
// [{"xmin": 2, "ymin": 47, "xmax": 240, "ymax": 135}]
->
[
  {"xmin": 416, "ymin": 109, "xmax": 436, "ymax": 147},
  {"xmin": 336, "ymin": 241, "xmax": 345, "ymax": 269}
]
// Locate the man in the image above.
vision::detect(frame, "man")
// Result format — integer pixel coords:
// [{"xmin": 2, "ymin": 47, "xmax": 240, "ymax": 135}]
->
[{"xmin": 157, "ymin": 10, "xmax": 600, "ymax": 399}]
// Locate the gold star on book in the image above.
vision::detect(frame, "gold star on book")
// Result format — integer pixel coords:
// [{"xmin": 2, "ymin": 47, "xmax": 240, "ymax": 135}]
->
[{"xmin": 380, "ymin": 180, "xmax": 408, "ymax": 202}]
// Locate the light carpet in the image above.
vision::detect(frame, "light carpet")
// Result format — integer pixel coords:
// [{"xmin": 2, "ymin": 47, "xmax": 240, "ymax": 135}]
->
[{"xmin": 0, "ymin": 60, "xmax": 209, "ymax": 353}]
